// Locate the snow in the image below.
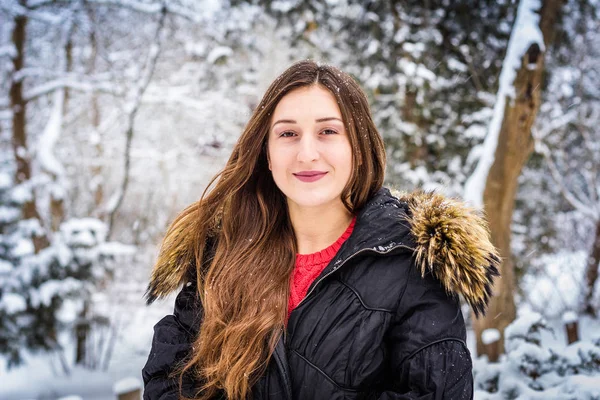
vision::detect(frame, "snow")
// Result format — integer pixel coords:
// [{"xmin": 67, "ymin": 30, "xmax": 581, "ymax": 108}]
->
[
  {"xmin": 561, "ymin": 375, "xmax": 600, "ymax": 398},
  {"xmin": 34, "ymin": 278, "xmax": 82, "ymax": 308},
  {"xmin": 0, "ymin": 206, "xmax": 21, "ymax": 224},
  {"xmin": 521, "ymin": 251, "xmax": 587, "ymax": 318},
  {"xmin": 0, "ymin": 293, "xmax": 27, "ymax": 314},
  {"xmin": 185, "ymin": 41, "xmax": 207, "ymax": 57},
  {"xmin": 482, "ymin": 328, "xmax": 501, "ymax": 345},
  {"xmin": 60, "ymin": 218, "xmax": 108, "ymax": 247},
  {"xmin": 504, "ymin": 310, "xmax": 546, "ymax": 352},
  {"xmin": 0, "ymin": 288, "xmax": 170, "ymax": 398},
  {"xmin": 98, "ymin": 241, "xmax": 136, "ymax": 256},
  {"xmin": 0, "ymin": 44, "xmax": 17, "ymax": 58},
  {"xmin": 447, "ymin": 57, "xmax": 468, "ymax": 72},
  {"xmin": 464, "ymin": 0, "xmax": 545, "ymax": 208},
  {"xmin": 271, "ymin": 0, "xmax": 297, "ymax": 13},
  {"xmin": 207, "ymin": 46, "xmax": 233, "ymax": 64},
  {"xmin": 12, "ymin": 237, "xmax": 35, "ymax": 257},
  {"xmin": 37, "ymin": 89, "xmax": 66, "ymax": 178},
  {"xmin": 0, "ymin": 172, "xmax": 11, "ymax": 190},
  {"xmin": 11, "ymin": 183, "xmax": 33, "ymax": 203},
  {"xmin": 562, "ymin": 311, "xmax": 578, "ymax": 324},
  {"xmin": 113, "ymin": 377, "xmax": 141, "ymax": 394},
  {"xmin": 0, "ymin": 244, "xmax": 155, "ymax": 400},
  {"xmin": 0, "ymin": 259, "xmax": 13, "ymax": 273},
  {"xmin": 473, "ymin": 313, "xmax": 600, "ymax": 399},
  {"xmin": 104, "ymin": 190, "xmax": 122, "ymax": 214},
  {"xmin": 397, "ymin": 58, "xmax": 436, "ymax": 86}
]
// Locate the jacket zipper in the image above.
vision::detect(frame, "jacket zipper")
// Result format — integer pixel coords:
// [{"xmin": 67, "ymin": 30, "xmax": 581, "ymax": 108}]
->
[
  {"xmin": 295, "ymin": 243, "xmax": 413, "ymax": 310},
  {"xmin": 275, "ymin": 243, "xmax": 413, "ymax": 397}
]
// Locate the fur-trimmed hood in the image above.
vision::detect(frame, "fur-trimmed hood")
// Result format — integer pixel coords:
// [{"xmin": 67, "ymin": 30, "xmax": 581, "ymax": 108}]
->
[
  {"xmin": 146, "ymin": 188, "xmax": 500, "ymax": 316},
  {"xmin": 392, "ymin": 189, "xmax": 500, "ymax": 317}
]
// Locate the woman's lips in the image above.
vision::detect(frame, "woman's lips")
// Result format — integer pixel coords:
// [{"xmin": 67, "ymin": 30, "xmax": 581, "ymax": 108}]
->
[{"xmin": 293, "ymin": 171, "xmax": 328, "ymax": 182}]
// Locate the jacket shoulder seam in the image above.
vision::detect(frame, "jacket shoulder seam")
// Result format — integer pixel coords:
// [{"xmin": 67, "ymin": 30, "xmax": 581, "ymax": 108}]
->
[
  {"xmin": 336, "ymin": 279, "xmax": 394, "ymax": 313},
  {"xmin": 403, "ymin": 337, "xmax": 469, "ymax": 364},
  {"xmin": 292, "ymin": 349, "xmax": 359, "ymax": 392}
]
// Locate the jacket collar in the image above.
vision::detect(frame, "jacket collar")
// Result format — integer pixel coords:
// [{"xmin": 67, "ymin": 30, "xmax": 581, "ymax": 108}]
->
[
  {"xmin": 363, "ymin": 187, "xmax": 501, "ymax": 317},
  {"xmin": 338, "ymin": 187, "xmax": 415, "ymax": 258}
]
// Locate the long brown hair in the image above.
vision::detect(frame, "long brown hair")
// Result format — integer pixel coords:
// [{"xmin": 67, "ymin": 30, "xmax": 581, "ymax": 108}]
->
[{"xmin": 157, "ymin": 60, "xmax": 387, "ymax": 399}]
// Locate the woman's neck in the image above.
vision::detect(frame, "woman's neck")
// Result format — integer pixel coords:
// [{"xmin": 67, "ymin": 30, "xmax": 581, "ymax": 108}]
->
[{"xmin": 288, "ymin": 199, "xmax": 354, "ymax": 254}]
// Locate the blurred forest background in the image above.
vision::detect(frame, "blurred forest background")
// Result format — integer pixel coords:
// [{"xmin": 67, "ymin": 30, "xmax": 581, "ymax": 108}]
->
[{"xmin": 1, "ymin": 0, "xmax": 600, "ymax": 399}]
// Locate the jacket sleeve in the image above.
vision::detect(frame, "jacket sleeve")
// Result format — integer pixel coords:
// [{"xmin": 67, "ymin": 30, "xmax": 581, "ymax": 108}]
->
[
  {"xmin": 142, "ymin": 280, "xmax": 203, "ymax": 400},
  {"xmin": 377, "ymin": 262, "xmax": 474, "ymax": 399}
]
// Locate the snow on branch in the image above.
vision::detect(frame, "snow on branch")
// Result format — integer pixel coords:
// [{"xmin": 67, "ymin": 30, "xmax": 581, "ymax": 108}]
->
[
  {"xmin": 37, "ymin": 87, "xmax": 65, "ymax": 179},
  {"xmin": 27, "ymin": 0, "xmax": 208, "ymax": 22},
  {"xmin": 0, "ymin": 1, "xmax": 63, "ymax": 24},
  {"xmin": 463, "ymin": 0, "xmax": 545, "ymax": 208},
  {"xmin": 0, "ymin": 44, "xmax": 16, "ymax": 59},
  {"xmin": 533, "ymin": 135, "xmax": 598, "ymax": 219},
  {"xmin": 24, "ymin": 78, "xmax": 123, "ymax": 102}
]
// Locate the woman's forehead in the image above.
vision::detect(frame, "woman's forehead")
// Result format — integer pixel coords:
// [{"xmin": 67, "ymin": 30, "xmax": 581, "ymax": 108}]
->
[{"xmin": 272, "ymin": 85, "xmax": 342, "ymax": 120}]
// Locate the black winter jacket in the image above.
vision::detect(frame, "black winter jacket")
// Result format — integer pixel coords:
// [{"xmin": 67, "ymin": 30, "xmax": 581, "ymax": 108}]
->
[{"xmin": 142, "ymin": 188, "xmax": 500, "ymax": 399}]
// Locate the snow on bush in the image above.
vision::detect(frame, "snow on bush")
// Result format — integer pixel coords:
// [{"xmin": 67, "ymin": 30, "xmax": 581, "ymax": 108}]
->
[
  {"xmin": 483, "ymin": 328, "xmax": 501, "ymax": 345},
  {"xmin": 0, "ymin": 211, "xmax": 134, "ymax": 368},
  {"xmin": 474, "ymin": 311, "xmax": 600, "ymax": 399},
  {"xmin": 113, "ymin": 377, "xmax": 141, "ymax": 394},
  {"xmin": 561, "ymin": 311, "xmax": 578, "ymax": 325}
]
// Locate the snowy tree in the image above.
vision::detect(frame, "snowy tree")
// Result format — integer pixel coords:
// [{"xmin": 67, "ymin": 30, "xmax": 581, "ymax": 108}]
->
[
  {"xmin": 0, "ymin": 0, "xmax": 183, "ymax": 367},
  {"xmin": 531, "ymin": 0, "xmax": 600, "ymax": 317},
  {"xmin": 474, "ymin": 312, "xmax": 600, "ymax": 399},
  {"xmin": 464, "ymin": 0, "xmax": 564, "ymax": 356}
]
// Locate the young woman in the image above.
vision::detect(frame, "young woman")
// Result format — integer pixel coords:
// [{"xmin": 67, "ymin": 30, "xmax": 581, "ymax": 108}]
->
[{"xmin": 142, "ymin": 60, "xmax": 500, "ymax": 400}]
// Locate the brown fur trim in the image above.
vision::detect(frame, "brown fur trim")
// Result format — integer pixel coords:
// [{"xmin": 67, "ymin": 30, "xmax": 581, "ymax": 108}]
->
[
  {"xmin": 392, "ymin": 189, "xmax": 501, "ymax": 317},
  {"xmin": 145, "ymin": 252, "xmax": 193, "ymax": 305},
  {"xmin": 145, "ymin": 208, "xmax": 220, "ymax": 305}
]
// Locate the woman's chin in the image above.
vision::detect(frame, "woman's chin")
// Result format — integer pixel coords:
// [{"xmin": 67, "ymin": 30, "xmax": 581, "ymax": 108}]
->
[{"xmin": 286, "ymin": 193, "xmax": 341, "ymax": 210}]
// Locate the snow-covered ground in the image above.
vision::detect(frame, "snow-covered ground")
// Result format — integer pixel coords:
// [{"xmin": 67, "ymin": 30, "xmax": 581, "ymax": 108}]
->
[
  {"xmin": 0, "ymin": 291, "xmax": 175, "ymax": 400},
  {"xmin": 0, "ymin": 244, "xmax": 176, "ymax": 400}
]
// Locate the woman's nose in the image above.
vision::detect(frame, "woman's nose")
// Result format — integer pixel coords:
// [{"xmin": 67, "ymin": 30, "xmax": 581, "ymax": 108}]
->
[{"xmin": 297, "ymin": 135, "xmax": 319, "ymax": 163}]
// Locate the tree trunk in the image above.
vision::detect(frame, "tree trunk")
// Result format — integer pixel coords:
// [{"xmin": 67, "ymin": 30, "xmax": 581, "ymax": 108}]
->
[
  {"xmin": 49, "ymin": 26, "xmax": 74, "ymax": 232},
  {"xmin": 87, "ymin": 6, "xmax": 105, "ymax": 217},
  {"xmin": 75, "ymin": 300, "xmax": 90, "ymax": 365},
  {"xmin": 11, "ymin": 14, "xmax": 31, "ymax": 189},
  {"xmin": 10, "ymin": 11, "xmax": 49, "ymax": 252},
  {"xmin": 473, "ymin": 0, "xmax": 564, "ymax": 357},
  {"xmin": 583, "ymin": 219, "xmax": 600, "ymax": 317},
  {"xmin": 402, "ymin": 87, "xmax": 429, "ymax": 168}
]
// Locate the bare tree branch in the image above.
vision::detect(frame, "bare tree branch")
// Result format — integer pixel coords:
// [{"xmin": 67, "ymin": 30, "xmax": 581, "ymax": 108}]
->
[
  {"xmin": 24, "ymin": 78, "xmax": 124, "ymax": 101},
  {"xmin": 27, "ymin": 0, "xmax": 204, "ymax": 22},
  {"xmin": 107, "ymin": 3, "xmax": 168, "ymax": 237},
  {"xmin": 533, "ymin": 131, "xmax": 598, "ymax": 219}
]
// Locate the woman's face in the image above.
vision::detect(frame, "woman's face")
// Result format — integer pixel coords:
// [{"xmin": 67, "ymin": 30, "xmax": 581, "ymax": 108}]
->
[{"xmin": 267, "ymin": 85, "xmax": 353, "ymax": 211}]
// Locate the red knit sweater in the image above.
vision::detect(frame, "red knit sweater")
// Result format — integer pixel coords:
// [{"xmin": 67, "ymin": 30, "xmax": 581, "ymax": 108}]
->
[{"xmin": 287, "ymin": 216, "xmax": 356, "ymax": 320}]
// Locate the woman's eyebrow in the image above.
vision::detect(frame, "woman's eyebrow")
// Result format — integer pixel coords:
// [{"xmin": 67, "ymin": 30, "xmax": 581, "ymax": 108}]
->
[
  {"xmin": 271, "ymin": 117, "xmax": 343, "ymax": 129},
  {"xmin": 271, "ymin": 119, "xmax": 296, "ymax": 129},
  {"xmin": 315, "ymin": 117, "xmax": 343, "ymax": 123}
]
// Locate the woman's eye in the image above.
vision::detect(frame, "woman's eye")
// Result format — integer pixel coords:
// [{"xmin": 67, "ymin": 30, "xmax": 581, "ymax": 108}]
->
[
  {"xmin": 321, "ymin": 129, "xmax": 338, "ymax": 135},
  {"xmin": 279, "ymin": 131, "xmax": 296, "ymax": 137}
]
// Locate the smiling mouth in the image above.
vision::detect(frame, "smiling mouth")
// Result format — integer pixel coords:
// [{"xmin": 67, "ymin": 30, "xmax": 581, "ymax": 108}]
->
[{"xmin": 293, "ymin": 172, "xmax": 328, "ymax": 182}]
